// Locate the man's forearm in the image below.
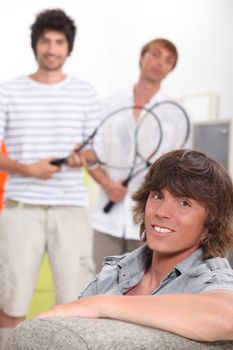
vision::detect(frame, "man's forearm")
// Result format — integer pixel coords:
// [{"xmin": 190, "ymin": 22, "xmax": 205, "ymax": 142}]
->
[
  {"xmin": 88, "ymin": 166, "xmax": 127, "ymax": 202},
  {"xmin": 37, "ymin": 292, "xmax": 233, "ymax": 341},
  {"xmin": 0, "ymin": 153, "xmax": 29, "ymax": 175},
  {"xmin": 87, "ymin": 166, "xmax": 108, "ymax": 186},
  {"xmin": 98, "ymin": 293, "xmax": 233, "ymax": 341}
]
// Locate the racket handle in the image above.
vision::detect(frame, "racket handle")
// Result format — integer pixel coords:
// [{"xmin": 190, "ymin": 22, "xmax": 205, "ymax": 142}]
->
[
  {"xmin": 103, "ymin": 177, "xmax": 131, "ymax": 213},
  {"xmin": 50, "ymin": 157, "xmax": 68, "ymax": 166},
  {"xmin": 103, "ymin": 201, "xmax": 115, "ymax": 213},
  {"xmin": 50, "ymin": 144, "xmax": 84, "ymax": 167}
]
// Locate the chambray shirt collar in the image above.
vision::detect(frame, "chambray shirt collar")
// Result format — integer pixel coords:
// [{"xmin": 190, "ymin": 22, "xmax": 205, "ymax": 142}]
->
[
  {"xmin": 115, "ymin": 245, "xmax": 151, "ymax": 292},
  {"xmin": 115, "ymin": 245, "xmax": 205, "ymax": 294},
  {"xmin": 117, "ymin": 245, "xmax": 204, "ymax": 272},
  {"xmin": 175, "ymin": 247, "xmax": 204, "ymax": 274}
]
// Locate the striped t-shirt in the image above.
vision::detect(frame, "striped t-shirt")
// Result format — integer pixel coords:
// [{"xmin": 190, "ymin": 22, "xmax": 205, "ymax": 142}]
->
[{"xmin": 0, "ymin": 75, "xmax": 101, "ymax": 207}]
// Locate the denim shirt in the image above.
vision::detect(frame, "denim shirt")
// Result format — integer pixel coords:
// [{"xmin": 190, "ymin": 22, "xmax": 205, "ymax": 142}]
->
[{"xmin": 80, "ymin": 245, "xmax": 233, "ymax": 298}]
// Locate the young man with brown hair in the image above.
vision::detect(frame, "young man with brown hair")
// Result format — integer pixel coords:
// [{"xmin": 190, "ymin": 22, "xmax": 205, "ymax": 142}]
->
[{"xmin": 5, "ymin": 150, "xmax": 233, "ymax": 348}]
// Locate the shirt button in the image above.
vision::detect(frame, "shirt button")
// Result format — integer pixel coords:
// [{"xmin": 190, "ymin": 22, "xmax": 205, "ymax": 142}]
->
[{"xmin": 122, "ymin": 272, "xmax": 127, "ymax": 278}]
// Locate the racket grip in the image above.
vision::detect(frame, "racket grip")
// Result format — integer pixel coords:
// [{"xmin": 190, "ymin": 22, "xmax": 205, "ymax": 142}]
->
[
  {"xmin": 103, "ymin": 201, "xmax": 115, "ymax": 213},
  {"xmin": 50, "ymin": 157, "xmax": 68, "ymax": 166},
  {"xmin": 103, "ymin": 177, "xmax": 131, "ymax": 213}
]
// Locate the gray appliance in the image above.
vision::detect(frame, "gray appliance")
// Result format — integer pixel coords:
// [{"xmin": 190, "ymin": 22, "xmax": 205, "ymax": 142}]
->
[
  {"xmin": 193, "ymin": 120, "xmax": 233, "ymax": 268},
  {"xmin": 193, "ymin": 120, "xmax": 230, "ymax": 169}
]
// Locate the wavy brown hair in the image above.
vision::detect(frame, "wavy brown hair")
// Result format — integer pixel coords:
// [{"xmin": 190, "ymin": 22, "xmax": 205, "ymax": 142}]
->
[{"xmin": 132, "ymin": 149, "xmax": 233, "ymax": 258}]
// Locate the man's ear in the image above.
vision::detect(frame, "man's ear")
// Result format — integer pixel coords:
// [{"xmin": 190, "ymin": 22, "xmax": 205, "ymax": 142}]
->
[
  {"xmin": 139, "ymin": 53, "xmax": 145, "ymax": 68},
  {"xmin": 200, "ymin": 228, "xmax": 208, "ymax": 243}
]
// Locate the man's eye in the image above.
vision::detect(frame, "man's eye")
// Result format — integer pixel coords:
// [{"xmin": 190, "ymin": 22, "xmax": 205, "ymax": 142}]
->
[
  {"xmin": 166, "ymin": 59, "xmax": 174, "ymax": 65},
  {"xmin": 39, "ymin": 38, "xmax": 49, "ymax": 44},
  {"xmin": 151, "ymin": 52, "xmax": 160, "ymax": 58},
  {"xmin": 57, "ymin": 40, "xmax": 66, "ymax": 45},
  {"xmin": 151, "ymin": 192, "xmax": 162, "ymax": 200},
  {"xmin": 179, "ymin": 200, "xmax": 191, "ymax": 207}
]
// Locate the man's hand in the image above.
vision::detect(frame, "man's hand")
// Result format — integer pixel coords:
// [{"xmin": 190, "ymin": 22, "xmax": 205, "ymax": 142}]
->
[
  {"xmin": 87, "ymin": 162, "xmax": 128, "ymax": 203},
  {"xmin": 103, "ymin": 180, "xmax": 127, "ymax": 202},
  {"xmin": 66, "ymin": 144, "xmax": 90, "ymax": 168},
  {"xmin": 37, "ymin": 295, "xmax": 104, "ymax": 319},
  {"xmin": 67, "ymin": 152, "xmax": 86, "ymax": 168},
  {"xmin": 23, "ymin": 158, "xmax": 60, "ymax": 179}
]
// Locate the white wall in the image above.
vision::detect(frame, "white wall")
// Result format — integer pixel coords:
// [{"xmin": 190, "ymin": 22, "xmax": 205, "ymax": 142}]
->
[{"xmin": 0, "ymin": 0, "xmax": 232, "ymax": 118}]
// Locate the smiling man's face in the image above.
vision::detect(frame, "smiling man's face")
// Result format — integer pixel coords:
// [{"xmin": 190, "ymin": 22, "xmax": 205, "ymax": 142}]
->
[
  {"xmin": 144, "ymin": 187, "xmax": 207, "ymax": 258},
  {"xmin": 35, "ymin": 30, "xmax": 69, "ymax": 72}
]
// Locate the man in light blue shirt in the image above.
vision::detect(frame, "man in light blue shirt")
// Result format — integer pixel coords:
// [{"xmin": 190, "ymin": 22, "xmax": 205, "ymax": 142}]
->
[
  {"xmin": 6, "ymin": 150, "xmax": 233, "ymax": 345},
  {"xmin": 80, "ymin": 245, "xmax": 233, "ymax": 297}
]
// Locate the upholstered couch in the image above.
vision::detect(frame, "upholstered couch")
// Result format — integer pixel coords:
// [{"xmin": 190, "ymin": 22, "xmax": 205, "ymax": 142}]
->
[{"xmin": 5, "ymin": 317, "xmax": 233, "ymax": 349}]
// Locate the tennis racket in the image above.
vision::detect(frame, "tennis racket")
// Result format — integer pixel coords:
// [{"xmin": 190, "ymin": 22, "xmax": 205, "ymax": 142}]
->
[
  {"xmin": 50, "ymin": 106, "xmax": 161, "ymax": 175},
  {"xmin": 103, "ymin": 106, "xmax": 163, "ymax": 213},
  {"xmin": 103, "ymin": 100, "xmax": 190, "ymax": 213},
  {"xmin": 149, "ymin": 100, "xmax": 190, "ymax": 150}
]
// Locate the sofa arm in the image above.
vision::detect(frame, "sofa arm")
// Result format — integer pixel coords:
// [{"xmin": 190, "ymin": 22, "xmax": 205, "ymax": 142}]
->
[{"xmin": 5, "ymin": 317, "xmax": 233, "ymax": 350}]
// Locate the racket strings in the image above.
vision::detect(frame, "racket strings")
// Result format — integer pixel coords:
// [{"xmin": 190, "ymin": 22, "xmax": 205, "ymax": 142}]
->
[
  {"xmin": 149, "ymin": 100, "xmax": 190, "ymax": 152},
  {"xmin": 90, "ymin": 105, "xmax": 158, "ymax": 171}
]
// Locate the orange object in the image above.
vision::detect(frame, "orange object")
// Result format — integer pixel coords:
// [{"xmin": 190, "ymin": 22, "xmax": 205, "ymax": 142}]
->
[{"xmin": 0, "ymin": 143, "xmax": 8, "ymax": 210}]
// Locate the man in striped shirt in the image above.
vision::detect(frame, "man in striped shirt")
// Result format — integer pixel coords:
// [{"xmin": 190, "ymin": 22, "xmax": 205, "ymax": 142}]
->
[{"xmin": 0, "ymin": 8, "xmax": 102, "ymax": 344}]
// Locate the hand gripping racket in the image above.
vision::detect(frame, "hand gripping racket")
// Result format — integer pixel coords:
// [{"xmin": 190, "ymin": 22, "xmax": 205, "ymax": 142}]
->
[{"xmin": 50, "ymin": 105, "xmax": 161, "ymax": 173}]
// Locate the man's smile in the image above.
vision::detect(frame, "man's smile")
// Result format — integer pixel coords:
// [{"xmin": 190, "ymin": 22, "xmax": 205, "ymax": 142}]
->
[{"xmin": 152, "ymin": 225, "xmax": 175, "ymax": 234}]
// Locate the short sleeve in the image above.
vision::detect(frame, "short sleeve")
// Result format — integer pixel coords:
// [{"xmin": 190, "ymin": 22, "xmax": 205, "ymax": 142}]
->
[
  {"xmin": 82, "ymin": 84, "xmax": 102, "ymax": 141},
  {"xmin": 197, "ymin": 269, "xmax": 233, "ymax": 293},
  {"xmin": 0, "ymin": 85, "xmax": 7, "ymax": 145}
]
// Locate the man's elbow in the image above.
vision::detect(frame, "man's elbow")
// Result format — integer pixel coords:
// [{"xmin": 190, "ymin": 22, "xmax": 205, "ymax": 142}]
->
[
  {"xmin": 209, "ymin": 309, "xmax": 233, "ymax": 341},
  {"xmin": 221, "ymin": 314, "xmax": 233, "ymax": 340}
]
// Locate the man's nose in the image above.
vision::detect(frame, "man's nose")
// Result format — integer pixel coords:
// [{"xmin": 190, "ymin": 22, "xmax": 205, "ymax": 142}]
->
[
  {"xmin": 47, "ymin": 43, "xmax": 57, "ymax": 54},
  {"xmin": 155, "ymin": 200, "xmax": 173, "ymax": 219}
]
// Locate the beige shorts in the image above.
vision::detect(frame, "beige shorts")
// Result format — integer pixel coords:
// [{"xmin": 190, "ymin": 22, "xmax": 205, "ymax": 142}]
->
[{"xmin": 0, "ymin": 201, "xmax": 94, "ymax": 317}]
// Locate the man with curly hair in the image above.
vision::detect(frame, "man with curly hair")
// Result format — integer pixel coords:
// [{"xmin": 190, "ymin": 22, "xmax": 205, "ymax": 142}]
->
[{"xmin": 0, "ymin": 9, "xmax": 101, "ymax": 347}]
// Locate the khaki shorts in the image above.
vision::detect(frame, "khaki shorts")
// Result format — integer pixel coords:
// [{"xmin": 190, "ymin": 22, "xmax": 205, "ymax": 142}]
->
[{"xmin": 0, "ymin": 201, "xmax": 94, "ymax": 317}]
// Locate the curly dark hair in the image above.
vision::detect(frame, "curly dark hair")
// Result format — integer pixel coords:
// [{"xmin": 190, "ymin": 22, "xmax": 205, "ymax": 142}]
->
[
  {"xmin": 30, "ymin": 9, "xmax": 76, "ymax": 55},
  {"xmin": 132, "ymin": 149, "xmax": 233, "ymax": 258}
]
